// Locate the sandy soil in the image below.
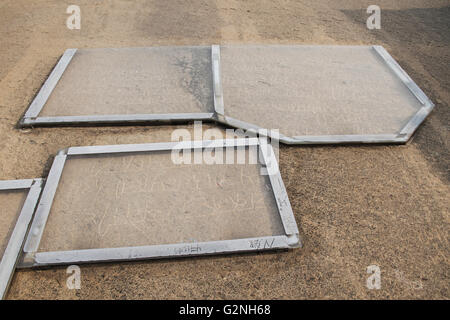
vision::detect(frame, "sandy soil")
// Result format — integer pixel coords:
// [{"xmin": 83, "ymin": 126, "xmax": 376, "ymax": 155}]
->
[{"xmin": 0, "ymin": 0, "xmax": 448, "ymax": 299}]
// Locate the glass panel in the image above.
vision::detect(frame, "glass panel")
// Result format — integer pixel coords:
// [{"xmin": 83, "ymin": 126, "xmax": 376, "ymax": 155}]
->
[
  {"xmin": 221, "ymin": 45, "xmax": 422, "ymax": 136},
  {"xmin": 40, "ymin": 46, "xmax": 214, "ymax": 116},
  {"xmin": 0, "ymin": 190, "xmax": 27, "ymax": 257},
  {"xmin": 38, "ymin": 147, "xmax": 284, "ymax": 252}
]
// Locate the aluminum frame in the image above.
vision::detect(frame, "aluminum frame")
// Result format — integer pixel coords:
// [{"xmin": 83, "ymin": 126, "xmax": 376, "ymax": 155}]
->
[
  {"xmin": 20, "ymin": 45, "xmax": 434, "ymax": 144},
  {"xmin": 0, "ymin": 179, "xmax": 43, "ymax": 299},
  {"xmin": 19, "ymin": 138, "xmax": 300, "ymax": 268},
  {"xmin": 19, "ymin": 47, "xmax": 215, "ymax": 127},
  {"xmin": 212, "ymin": 45, "xmax": 435, "ymax": 144}
]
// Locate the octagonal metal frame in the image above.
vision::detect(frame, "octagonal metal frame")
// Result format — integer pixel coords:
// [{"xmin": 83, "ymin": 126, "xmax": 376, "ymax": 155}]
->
[
  {"xmin": 18, "ymin": 138, "xmax": 301, "ymax": 268},
  {"xmin": 211, "ymin": 44, "xmax": 434, "ymax": 144},
  {"xmin": 0, "ymin": 179, "xmax": 43, "ymax": 299}
]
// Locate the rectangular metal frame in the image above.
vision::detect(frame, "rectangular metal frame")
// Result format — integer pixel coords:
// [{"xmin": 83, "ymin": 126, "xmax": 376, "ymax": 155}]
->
[
  {"xmin": 0, "ymin": 179, "xmax": 43, "ymax": 299},
  {"xmin": 19, "ymin": 138, "xmax": 300, "ymax": 268},
  {"xmin": 20, "ymin": 47, "xmax": 215, "ymax": 127},
  {"xmin": 213, "ymin": 45, "xmax": 434, "ymax": 144}
]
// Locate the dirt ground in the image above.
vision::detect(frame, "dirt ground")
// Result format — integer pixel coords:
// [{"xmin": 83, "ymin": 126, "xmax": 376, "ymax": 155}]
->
[{"xmin": 0, "ymin": 0, "xmax": 448, "ymax": 299}]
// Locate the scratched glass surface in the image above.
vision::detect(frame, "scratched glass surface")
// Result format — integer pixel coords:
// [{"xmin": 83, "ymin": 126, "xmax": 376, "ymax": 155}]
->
[
  {"xmin": 40, "ymin": 46, "xmax": 214, "ymax": 116},
  {"xmin": 0, "ymin": 190, "xmax": 27, "ymax": 257},
  {"xmin": 221, "ymin": 45, "xmax": 422, "ymax": 136},
  {"xmin": 37, "ymin": 147, "xmax": 285, "ymax": 251}
]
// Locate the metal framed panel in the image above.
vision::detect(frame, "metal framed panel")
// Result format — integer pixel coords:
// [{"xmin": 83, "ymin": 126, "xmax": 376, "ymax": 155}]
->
[
  {"xmin": 20, "ymin": 46, "xmax": 216, "ymax": 127},
  {"xmin": 0, "ymin": 179, "xmax": 43, "ymax": 299},
  {"xmin": 20, "ymin": 45, "xmax": 433, "ymax": 144},
  {"xmin": 20, "ymin": 139, "xmax": 300, "ymax": 268},
  {"xmin": 215, "ymin": 45, "xmax": 434, "ymax": 145}
]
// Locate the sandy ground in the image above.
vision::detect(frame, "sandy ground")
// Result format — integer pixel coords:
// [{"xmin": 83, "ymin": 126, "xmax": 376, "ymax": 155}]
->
[{"xmin": 0, "ymin": 0, "xmax": 448, "ymax": 299}]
